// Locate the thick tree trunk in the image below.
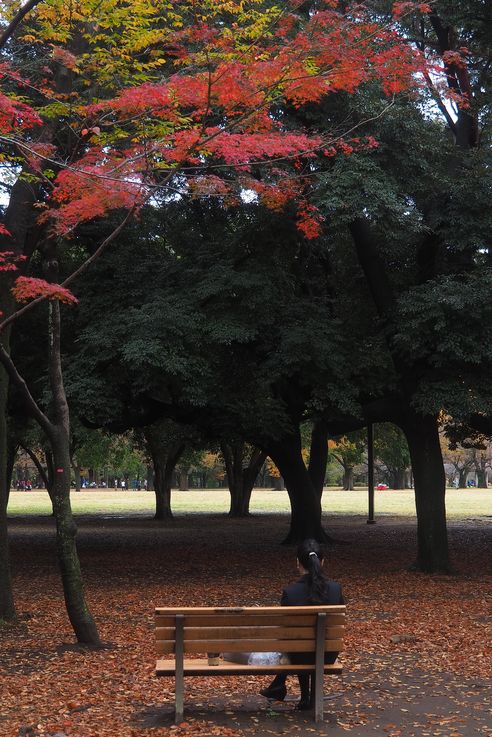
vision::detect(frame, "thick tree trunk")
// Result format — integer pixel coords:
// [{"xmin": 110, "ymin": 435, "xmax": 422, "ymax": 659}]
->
[
  {"xmin": 392, "ymin": 469, "xmax": 406, "ymax": 490},
  {"xmin": 0, "ymin": 283, "xmax": 15, "ymax": 619},
  {"xmin": 49, "ymin": 430, "xmax": 101, "ymax": 644},
  {"xmin": 222, "ymin": 442, "xmax": 266, "ymax": 517},
  {"xmin": 401, "ymin": 412, "xmax": 450, "ymax": 573},
  {"xmin": 0, "ymin": 366, "xmax": 15, "ymax": 621},
  {"xmin": 153, "ymin": 447, "xmax": 183, "ymax": 519},
  {"xmin": 154, "ymin": 459, "xmax": 173, "ymax": 519},
  {"xmin": 476, "ymin": 470, "xmax": 487, "ymax": 488},
  {"xmin": 342, "ymin": 467, "xmax": 354, "ymax": 491},
  {"xmin": 349, "ymin": 218, "xmax": 450, "ymax": 572},
  {"xmin": 267, "ymin": 430, "xmax": 330, "ymax": 544},
  {"xmin": 178, "ymin": 471, "xmax": 189, "ymax": 491},
  {"xmin": 308, "ymin": 420, "xmax": 328, "ymax": 499},
  {"xmin": 144, "ymin": 427, "xmax": 185, "ymax": 520},
  {"xmin": 222, "ymin": 442, "xmax": 245, "ymax": 516},
  {"xmin": 458, "ymin": 468, "xmax": 468, "ymax": 488},
  {"xmin": 228, "ymin": 481, "xmax": 250, "ymax": 516}
]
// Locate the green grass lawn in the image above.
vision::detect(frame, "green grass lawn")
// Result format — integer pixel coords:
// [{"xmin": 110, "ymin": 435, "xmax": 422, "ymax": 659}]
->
[{"xmin": 7, "ymin": 486, "xmax": 491, "ymax": 518}]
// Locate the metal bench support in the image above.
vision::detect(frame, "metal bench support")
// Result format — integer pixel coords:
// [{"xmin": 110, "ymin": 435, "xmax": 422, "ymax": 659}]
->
[
  {"xmin": 314, "ymin": 612, "xmax": 327, "ymax": 722},
  {"xmin": 174, "ymin": 614, "xmax": 184, "ymax": 723}
]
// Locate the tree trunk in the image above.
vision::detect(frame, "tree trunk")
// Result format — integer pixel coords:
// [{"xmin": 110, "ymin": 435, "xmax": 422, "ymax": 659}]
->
[
  {"xmin": 0, "ymin": 289, "xmax": 15, "ymax": 619},
  {"xmin": 473, "ymin": 453, "xmax": 487, "ymax": 488},
  {"xmin": 178, "ymin": 470, "xmax": 189, "ymax": 491},
  {"xmin": 308, "ymin": 420, "xmax": 328, "ymax": 499},
  {"xmin": 393, "ymin": 468, "xmax": 406, "ymax": 490},
  {"xmin": 476, "ymin": 470, "xmax": 487, "ymax": 488},
  {"xmin": 153, "ymin": 458, "xmax": 173, "ymax": 519},
  {"xmin": 272, "ymin": 476, "xmax": 285, "ymax": 490},
  {"xmin": 153, "ymin": 446, "xmax": 184, "ymax": 520},
  {"xmin": 49, "ymin": 430, "xmax": 101, "ymax": 644},
  {"xmin": 458, "ymin": 468, "xmax": 468, "ymax": 488},
  {"xmin": 144, "ymin": 427, "xmax": 185, "ymax": 520},
  {"xmin": 47, "ymin": 298, "xmax": 101, "ymax": 644},
  {"xmin": 267, "ymin": 429, "xmax": 330, "ymax": 544},
  {"xmin": 342, "ymin": 467, "xmax": 354, "ymax": 491},
  {"xmin": 6, "ymin": 442, "xmax": 17, "ymax": 504},
  {"xmin": 71, "ymin": 460, "xmax": 81, "ymax": 491},
  {"xmin": 222, "ymin": 442, "xmax": 266, "ymax": 517},
  {"xmin": 0, "ymin": 167, "xmax": 53, "ymax": 620},
  {"xmin": 0, "ymin": 366, "xmax": 15, "ymax": 621},
  {"xmin": 401, "ymin": 412, "xmax": 450, "ymax": 573},
  {"xmin": 222, "ymin": 442, "xmax": 244, "ymax": 516},
  {"xmin": 228, "ymin": 480, "xmax": 250, "ymax": 516}
]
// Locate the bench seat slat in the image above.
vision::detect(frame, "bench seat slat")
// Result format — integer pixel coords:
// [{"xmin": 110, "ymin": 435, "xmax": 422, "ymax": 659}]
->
[
  {"xmin": 156, "ymin": 625, "xmax": 345, "ymax": 640},
  {"xmin": 156, "ymin": 638, "xmax": 344, "ymax": 654},
  {"xmin": 155, "ymin": 614, "xmax": 346, "ymax": 628},
  {"xmin": 156, "ymin": 658, "xmax": 343, "ymax": 677}
]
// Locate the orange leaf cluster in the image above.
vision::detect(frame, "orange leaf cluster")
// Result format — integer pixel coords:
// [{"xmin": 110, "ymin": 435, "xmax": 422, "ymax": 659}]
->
[
  {"xmin": 0, "ymin": 250, "xmax": 26, "ymax": 271},
  {"xmin": 0, "ymin": 91, "xmax": 42, "ymax": 133},
  {"xmin": 1, "ymin": 1, "xmax": 427, "ymax": 237},
  {"xmin": 297, "ymin": 203, "xmax": 325, "ymax": 240},
  {"xmin": 393, "ymin": 2, "xmax": 432, "ymax": 18},
  {"xmin": 46, "ymin": 151, "xmax": 144, "ymax": 234},
  {"xmin": 0, "ymin": 64, "xmax": 42, "ymax": 133},
  {"xmin": 11, "ymin": 276, "xmax": 78, "ymax": 304}
]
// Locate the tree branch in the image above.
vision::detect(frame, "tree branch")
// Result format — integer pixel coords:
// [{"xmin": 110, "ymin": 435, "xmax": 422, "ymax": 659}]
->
[
  {"xmin": 20, "ymin": 443, "xmax": 50, "ymax": 489},
  {"xmin": 0, "ymin": 0, "xmax": 43, "ymax": 49},
  {"xmin": 0, "ymin": 202, "xmax": 138, "ymax": 334},
  {"xmin": 0, "ymin": 342, "xmax": 53, "ymax": 439},
  {"xmin": 422, "ymin": 70, "xmax": 457, "ymax": 135}
]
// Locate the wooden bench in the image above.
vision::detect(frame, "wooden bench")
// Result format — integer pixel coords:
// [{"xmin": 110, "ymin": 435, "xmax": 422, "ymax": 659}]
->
[{"xmin": 155, "ymin": 605, "xmax": 346, "ymax": 723}]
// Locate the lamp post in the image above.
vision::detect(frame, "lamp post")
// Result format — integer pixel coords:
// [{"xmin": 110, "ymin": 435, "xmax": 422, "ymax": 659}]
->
[{"xmin": 367, "ymin": 423, "xmax": 375, "ymax": 524}]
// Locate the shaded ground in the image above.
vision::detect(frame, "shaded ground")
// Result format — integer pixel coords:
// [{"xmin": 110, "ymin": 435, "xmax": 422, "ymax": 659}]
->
[{"xmin": 1, "ymin": 513, "xmax": 491, "ymax": 737}]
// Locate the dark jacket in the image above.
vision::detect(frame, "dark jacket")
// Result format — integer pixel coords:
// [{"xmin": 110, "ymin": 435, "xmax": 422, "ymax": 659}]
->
[
  {"xmin": 280, "ymin": 574, "xmax": 344, "ymax": 664},
  {"xmin": 280, "ymin": 575, "xmax": 344, "ymax": 607}
]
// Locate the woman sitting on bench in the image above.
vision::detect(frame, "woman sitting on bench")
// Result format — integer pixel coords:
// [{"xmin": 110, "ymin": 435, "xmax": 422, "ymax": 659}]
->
[{"xmin": 259, "ymin": 538, "xmax": 344, "ymax": 710}]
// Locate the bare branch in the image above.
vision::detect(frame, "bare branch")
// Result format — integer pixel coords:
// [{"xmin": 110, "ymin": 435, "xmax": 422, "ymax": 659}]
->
[
  {"xmin": 0, "ymin": 0, "xmax": 43, "ymax": 50},
  {"xmin": 0, "ymin": 341, "xmax": 53, "ymax": 438},
  {"xmin": 20, "ymin": 443, "xmax": 50, "ymax": 489},
  {"xmin": 422, "ymin": 70, "xmax": 457, "ymax": 135},
  {"xmin": 0, "ymin": 201, "xmax": 139, "ymax": 334}
]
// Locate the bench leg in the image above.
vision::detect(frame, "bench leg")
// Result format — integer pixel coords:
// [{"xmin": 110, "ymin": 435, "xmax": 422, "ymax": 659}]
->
[
  {"xmin": 175, "ymin": 614, "xmax": 184, "ymax": 723},
  {"xmin": 314, "ymin": 612, "xmax": 326, "ymax": 723},
  {"xmin": 175, "ymin": 673, "xmax": 184, "ymax": 724},
  {"xmin": 313, "ymin": 673, "xmax": 324, "ymax": 723}
]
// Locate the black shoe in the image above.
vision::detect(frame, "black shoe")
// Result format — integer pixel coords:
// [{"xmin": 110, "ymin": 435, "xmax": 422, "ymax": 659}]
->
[
  {"xmin": 259, "ymin": 684, "xmax": 287, "ymax": 701},
  {"xmin": 296, "ymin": 698, "xmax": 313, "ymax": 711}
]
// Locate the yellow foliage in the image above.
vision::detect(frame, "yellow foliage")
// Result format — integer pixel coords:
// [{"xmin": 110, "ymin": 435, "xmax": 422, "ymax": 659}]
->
[
  {"xmin": 202, "ymin": 451, "xmax": 220, "ymax": 470},
  {"xmin": 20, "ymin": 0, "xmax": 284, "ymax": 88},
  {"xmin": 266, "ymin": 456, "xmax": 281, "ymax": 478}
]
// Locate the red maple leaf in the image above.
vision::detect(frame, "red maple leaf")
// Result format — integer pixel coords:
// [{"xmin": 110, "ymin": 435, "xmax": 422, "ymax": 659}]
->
[{"xmin": 12, "ymin": 276, "xmax": 78, "ymax": 305}]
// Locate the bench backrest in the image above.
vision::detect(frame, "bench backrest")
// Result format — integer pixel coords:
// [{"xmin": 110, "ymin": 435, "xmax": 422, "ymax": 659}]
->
[{"xmin": 155, "ymin": 606, "xmax": 346, "ymax": 655}]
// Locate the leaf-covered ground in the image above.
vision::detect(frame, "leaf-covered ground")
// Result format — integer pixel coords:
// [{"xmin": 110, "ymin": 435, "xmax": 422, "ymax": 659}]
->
[{"xmin": 1, "ymin": 513, "xmax": 491, "ymax": 737}]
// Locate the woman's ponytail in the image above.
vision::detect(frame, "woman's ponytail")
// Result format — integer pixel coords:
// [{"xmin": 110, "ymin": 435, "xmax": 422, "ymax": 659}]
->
[{"xmin": 297, "ymin": 539, "xmax": 327, "ymax": 603}]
